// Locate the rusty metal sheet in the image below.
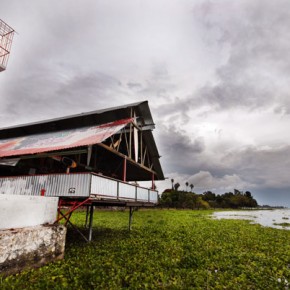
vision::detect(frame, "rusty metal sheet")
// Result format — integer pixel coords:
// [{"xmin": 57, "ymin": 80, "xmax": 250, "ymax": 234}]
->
[
  {"xmin": 0, "ymin": 118, "xmax": 132, "ymax": 158},
  {"xmin": 0, "ymin": 173, "xmax": 91, "ymax": 197}
]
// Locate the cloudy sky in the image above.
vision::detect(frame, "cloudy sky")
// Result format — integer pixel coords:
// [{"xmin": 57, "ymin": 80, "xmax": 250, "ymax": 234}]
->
[{"xmin": 1, "ymin": 0, "xmax": 290, "ymax": 206}]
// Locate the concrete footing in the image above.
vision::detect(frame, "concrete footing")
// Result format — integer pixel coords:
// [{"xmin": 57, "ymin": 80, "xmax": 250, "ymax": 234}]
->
[{"xmin": 0, "ymin": 224, "xmax": 66, "ymax": 276}]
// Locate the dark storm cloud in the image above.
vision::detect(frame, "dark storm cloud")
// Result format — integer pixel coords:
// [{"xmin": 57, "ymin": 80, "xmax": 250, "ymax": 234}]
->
[
  {"xmin": 155, "ymin": 124, "xmax": 205, "ymax": 173},
  {"xmin": 192, "ymin": 0, "xmax": 290, "ymax": 112},
  {"xmin": 1, "ymin": 0, "xmax": 290, "ymax": 206},
  {"xmin": 2, "ymin": 68, "xmax": 124, "ymax": 126},
  {"xmin": 222, "ymin": 145, "xmax": 290, "ymax": 189},
  {"xmin": 155, "ymin": 123, "xmax": 233, "ymax": 177},
  {"xmin": 54, "ymin": 71, "xmax": 123, "ymax": 108},
  {"xmin": 157, "ymin": 108, "xmax": 290, "ymax": 200},
  {"xmin": 154, "ymin": 98, "xmax": 190, "ymax": 120},
  {"xmin": 154, "ymin": 0, "xmax": 290, "ymax": 200}
]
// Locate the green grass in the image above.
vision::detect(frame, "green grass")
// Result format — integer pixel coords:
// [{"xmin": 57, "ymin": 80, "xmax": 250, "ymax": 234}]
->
[{"xmin": 1, "ymin": 209, "xmax": 290, "ymax": 289}]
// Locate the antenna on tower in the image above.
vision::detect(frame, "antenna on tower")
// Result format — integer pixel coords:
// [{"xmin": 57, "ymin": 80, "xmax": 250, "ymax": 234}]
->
[{"xmin": 0, "ymin": 19, "xmax": 15, "ymax": 72}]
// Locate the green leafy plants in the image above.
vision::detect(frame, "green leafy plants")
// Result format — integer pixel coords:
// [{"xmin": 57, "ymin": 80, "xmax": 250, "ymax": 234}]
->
[
  {"xmin": 274, "ymin": 222, "xmax": 290, "ymax": 227},
  {"xmin": 1, "ymin": 209, "xmax": 290, "ymax": 289}
]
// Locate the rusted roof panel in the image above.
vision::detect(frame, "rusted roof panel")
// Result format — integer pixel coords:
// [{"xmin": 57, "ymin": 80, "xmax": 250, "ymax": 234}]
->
[
  {"xmin": 0, "ymin": 118, "xmax": 132, "ymax": 158},
  {"xmin": 0, "ymin": 101, "xmax": 153, "ymax": 138}
]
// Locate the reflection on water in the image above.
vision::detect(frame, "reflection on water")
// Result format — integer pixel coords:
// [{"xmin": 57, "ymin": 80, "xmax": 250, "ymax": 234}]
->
[{"xmin": 212, "ymin": 209, "xmax": 290, "ymax": 230}]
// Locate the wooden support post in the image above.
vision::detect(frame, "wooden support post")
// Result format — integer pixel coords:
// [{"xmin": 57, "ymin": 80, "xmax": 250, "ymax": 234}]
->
[
  {"xmin": 129, "ymin": 109, "xmax": 132, "ymax": 158},
  {"xmin": 140, "ymin": 130, "xmax": 143, "ymax": 164},
  {"xmin": 87, "ymin": 145, "xmax": 92, "ymax": 167},
  {"xmin": 123, "ymin": 157, "xmax": 127, "ymax": 182},
  {"xmin": 88, "ymin": 204, "xmax": 94, "ymax": 242}
]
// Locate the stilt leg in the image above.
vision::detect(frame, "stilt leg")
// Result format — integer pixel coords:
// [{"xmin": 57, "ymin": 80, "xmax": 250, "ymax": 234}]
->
[
  {"xmin": 59, "ymin": 211, "xmax": 89, "ymax": 242},
  {"xmin": 88, "ymin": 204, "xmax": 94, "ymax": 242},
  {"xmin": 85, "ymin": 205, "xmax": 90, "ymax": 228},
  {"xmin": 129, "ymin": 207, "xmax": 134, "ymax": 231}
]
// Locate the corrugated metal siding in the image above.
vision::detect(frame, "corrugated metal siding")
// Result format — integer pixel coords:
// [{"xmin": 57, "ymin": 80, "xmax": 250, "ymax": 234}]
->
[
  {"xmin": 0, "ymin": 176, "xmax": 36, "ymax": 195},
  {"xmin": 0, "ymin": 172, "xmax": 159, "ymax": 203},
  {"xmin": 90, "ymin": 175, "xmax": 118, "ymax": 198},
  {"xmin": 119, "ymin": 182, "xmax": 136, "ymax": 200},
  {"xmin": 44, "ymin": 174, "xmax": 91, "ymax": 197},
  {"xmin": 0, "ymin": 173, "xmax": 91, "ymax": 197},
  {"xmin": 149, "ymin": 190, "xmax": 158, "ymax": 203},
  {"xmin": 137, "ymin": 187, "xmax": 149, "ymax": 202}
]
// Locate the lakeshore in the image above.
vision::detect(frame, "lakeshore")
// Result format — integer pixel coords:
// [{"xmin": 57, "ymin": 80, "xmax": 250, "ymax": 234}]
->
[{"xmin": 213, "ymin": 208, "xmax": 290, "ymax": 230}]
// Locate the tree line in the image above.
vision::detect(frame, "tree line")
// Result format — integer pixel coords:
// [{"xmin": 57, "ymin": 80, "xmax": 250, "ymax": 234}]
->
[{"xmin": 159, "ymin": 186, "xmax": 258, "ymax": 209}]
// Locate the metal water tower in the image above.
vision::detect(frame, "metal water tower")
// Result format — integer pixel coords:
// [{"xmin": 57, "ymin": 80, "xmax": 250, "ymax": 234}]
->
[{"xmin": 0, "ymin": 19, "xmax": 15, "ymax": 72}]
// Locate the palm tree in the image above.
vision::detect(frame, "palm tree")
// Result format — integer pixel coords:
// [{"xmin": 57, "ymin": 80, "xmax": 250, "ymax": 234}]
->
[
  {"xmin": 171, "ymin": 178, "xmax": 174, "ymax": 190},
  {"xmin": 174, "ymin": 182, "xmax": 180, "ymax": 191},
  {"xmin": 190, "ymin": 184, "xmax": 194, "ymax": 192},
  {"xmin": 185, "ymin": 182, "xmax": 189, "ymax": 192}
]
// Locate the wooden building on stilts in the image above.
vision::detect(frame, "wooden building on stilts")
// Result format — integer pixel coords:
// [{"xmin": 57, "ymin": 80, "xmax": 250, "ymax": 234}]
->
[{"xmin": 0, "ymin": 101, "xmax": 164, "ymax": 241}]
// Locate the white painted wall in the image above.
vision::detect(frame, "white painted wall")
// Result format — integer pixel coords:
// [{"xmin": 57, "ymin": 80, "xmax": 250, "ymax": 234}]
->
[{"xmin": 0, "ymin": 195, "xmax": 58, "ymax": 230}]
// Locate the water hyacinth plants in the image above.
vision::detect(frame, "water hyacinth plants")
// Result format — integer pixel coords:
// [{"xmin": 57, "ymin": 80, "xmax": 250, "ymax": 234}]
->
[{"xmin": 1, "ymin": 209, "xmax": 290, "ymax": 289}]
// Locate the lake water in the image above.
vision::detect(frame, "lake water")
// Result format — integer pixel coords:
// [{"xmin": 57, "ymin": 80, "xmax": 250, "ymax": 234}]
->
[{"xmin": 212, "ymin": 209, "xmax": 290, "ymax": 230}]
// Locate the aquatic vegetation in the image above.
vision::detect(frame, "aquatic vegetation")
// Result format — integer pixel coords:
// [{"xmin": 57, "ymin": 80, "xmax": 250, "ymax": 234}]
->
[
  {"xmin": 1, "ymin": 209, "xmax": 290, "ymax": 289},
  {"xmin": 274, "ymin": 222, "xmax": 290, "ymax": 227}
]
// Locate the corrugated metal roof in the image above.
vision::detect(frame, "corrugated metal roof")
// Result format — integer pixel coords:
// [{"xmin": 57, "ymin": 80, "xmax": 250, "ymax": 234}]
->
[
  {"xmin": 0, "ymin": 101, "xmax": 165, "ymax": 180},
  {"xmin": 0, "ymin": 101, "xmax": 153, "ymax": 134},
  {"xmin": 0, "ymin": 118, "xmax": 132, "ymax": 158}
]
